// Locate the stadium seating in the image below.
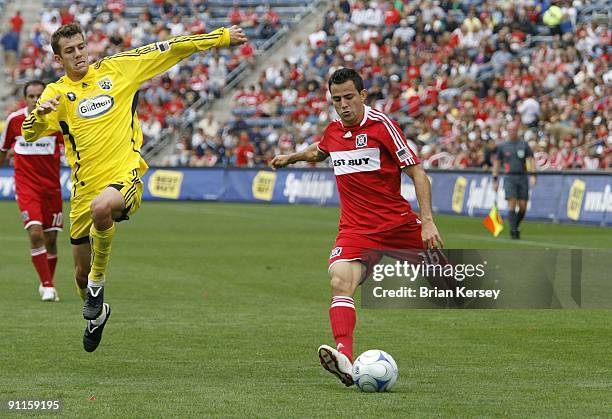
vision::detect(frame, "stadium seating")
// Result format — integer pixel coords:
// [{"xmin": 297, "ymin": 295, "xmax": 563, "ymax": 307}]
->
[
  {"xmin": 2, "ymin": 0, "xmax": 610, "ymax": 170},
  {"xmin": 4, "ymin": 0, "xmax": 312, "ymax": 157},
  {"xmin": 200, "ymin": 0, "xmax": 609, "ymax": 170}
]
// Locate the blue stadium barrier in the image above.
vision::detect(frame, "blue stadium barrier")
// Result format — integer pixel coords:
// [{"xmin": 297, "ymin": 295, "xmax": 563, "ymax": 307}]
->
[{"xmin": 1, "ymin": 168, "xmax": 609, "ymax": 225}]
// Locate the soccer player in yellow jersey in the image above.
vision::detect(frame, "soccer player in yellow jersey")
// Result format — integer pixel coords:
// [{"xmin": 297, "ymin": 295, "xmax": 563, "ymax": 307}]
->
[{"xmin": 22, "ymin": 23, "xmax": 247, "ymax": 352}]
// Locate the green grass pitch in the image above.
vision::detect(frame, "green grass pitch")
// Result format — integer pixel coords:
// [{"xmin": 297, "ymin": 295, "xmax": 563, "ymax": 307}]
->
[{"xmin": 1, "ymin": 201, "xmax": 610, "ymax": 417}]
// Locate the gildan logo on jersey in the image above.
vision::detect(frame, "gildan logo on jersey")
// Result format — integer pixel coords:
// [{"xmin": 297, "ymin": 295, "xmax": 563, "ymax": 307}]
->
[
  {"xmin": 356, "ymin": 134, "xmax": 367, "ymax": 148},
  {"xmin": 330, "ymin": 148, "xmax": 381, "ymax": 176},
  {"xmin": 77, "ymin": 95, "xmax": 114, "ymax": 119}
]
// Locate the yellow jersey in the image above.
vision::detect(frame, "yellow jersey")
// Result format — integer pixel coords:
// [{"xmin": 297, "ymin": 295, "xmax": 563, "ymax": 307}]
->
[{"xmin": 22, "ymin": 28, "xmax": 230, "ymax": 198}]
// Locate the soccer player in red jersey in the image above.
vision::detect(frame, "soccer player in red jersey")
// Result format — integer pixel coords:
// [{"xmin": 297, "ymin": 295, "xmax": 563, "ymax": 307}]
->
[
  {"xmin": 271, "ymin": 68, "xmax": 443, "ymax": 387},
  {"xmin": 1, "ymin": 80, "xmax": 64, "ymax": 301}
]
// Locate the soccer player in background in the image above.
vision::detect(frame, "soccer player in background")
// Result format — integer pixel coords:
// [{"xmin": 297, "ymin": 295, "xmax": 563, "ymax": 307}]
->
[
  {"xmin": 22, "ymin": 23, "xmax": 247, "ymax": 352},
  {"xmin": 492, "ymin": 122, "xmax": 536, "ymax": 239},
  {"xmin": 1, "ymin": 80, "xmax": 64, "ymax": 302},
  {"xmin": 270, "ymin": 68, "xmax": 443, "ymax": 387}
]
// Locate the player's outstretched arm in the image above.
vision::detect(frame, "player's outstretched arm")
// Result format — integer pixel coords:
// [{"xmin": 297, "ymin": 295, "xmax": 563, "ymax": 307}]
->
[
  {"xmin": 270, "ymin": 142, "xmax": 328, "ymax": 170},
  {"xmin": 403, "ymin": 164, "xmax": 444, "ymax": 249},
  {"xmin": 104, "ymin": 26, "xmax": 248, "ymax": 87},
  {"xmin": 22, "ymin": 94, "xmax": 61, "ymax": 142}
]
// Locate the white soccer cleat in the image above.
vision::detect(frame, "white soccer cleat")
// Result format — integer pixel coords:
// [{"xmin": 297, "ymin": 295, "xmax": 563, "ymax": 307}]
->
[
  {"xmin": 318, "ymin": 344, "xmax": 354, "ymax": 387},
  {"xmin": 40, "ymin": 286, "xmax": 60, "ymax": 302}
]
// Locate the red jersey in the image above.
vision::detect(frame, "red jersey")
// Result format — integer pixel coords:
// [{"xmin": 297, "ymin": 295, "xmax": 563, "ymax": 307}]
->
[
  {"xmin": 1, "ymin": 107, "xmax": 63, "ymax": 193},
  {"xmin": 318, "ymin": 106, "xmax": 420, "ymax": 234}
]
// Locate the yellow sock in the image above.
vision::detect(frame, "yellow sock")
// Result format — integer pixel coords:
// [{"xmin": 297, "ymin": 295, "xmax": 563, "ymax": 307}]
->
[
  {"xmin": 75, "ymin": 281, "xmax": 86, "ymax": 301},
  {"xmin": 89, "ymin": 223, "xmax": 115, "ymax": 281}
]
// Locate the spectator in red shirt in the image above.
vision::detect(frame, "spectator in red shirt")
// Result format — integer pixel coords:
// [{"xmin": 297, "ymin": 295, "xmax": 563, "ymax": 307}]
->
[
  {"xmin": 59, "ymin": 7, "xmax": 75, "ymax": 25},
  {"xmin": 107, "ymin": 0, "xmax": 125, "ymax": 14},
  {"xmin": 264, "ymin": 5, "xmax": 280, "ymax": 27},
  {"xmin": 235, "ymin": 132, "xmax": 255, "ymax": 167},
  {"xmin": 242, "ymin": 7, "xmax": 259, "ymax": 28},
  {"xmin": 384, "ymin": 6, "xmax": 401, "ymax": 27},
  {"xmin": 229, "ymin": 6, "xmax": 244, "ymax": 26},
  {"xmin": 10, "ymin": 11, "xmax": 24, "ymax": 33}
]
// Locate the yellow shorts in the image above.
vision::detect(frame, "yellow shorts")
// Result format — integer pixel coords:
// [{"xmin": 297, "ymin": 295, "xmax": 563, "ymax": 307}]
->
[{"xmin": 70, "ymin": 169, "xmax": 144, "ymax": 244}]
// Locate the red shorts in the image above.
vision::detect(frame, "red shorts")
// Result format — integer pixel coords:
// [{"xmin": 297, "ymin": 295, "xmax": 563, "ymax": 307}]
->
[
  {"xmin": 16, "ymin": 188, "xmax": 63, "ymax": 231},
  {"xmin": 328, "ymin": 221, "xmax": 425, "ymax": 277}
]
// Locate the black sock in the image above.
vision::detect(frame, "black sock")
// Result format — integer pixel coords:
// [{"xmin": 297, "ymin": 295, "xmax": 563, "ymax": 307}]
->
[
  {"xmin": 508, "ymin": 210, "xmax": 517, "ymax": 233},
  {"xmin": 516, "ymin": 209, "xmax": 526, "ymax": 229}
]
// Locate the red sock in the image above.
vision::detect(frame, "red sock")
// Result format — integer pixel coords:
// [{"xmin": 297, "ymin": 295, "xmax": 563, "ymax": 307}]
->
[
  {"xmin": 31, "ymin": 247, "xmax": 53, "ymax": 287},
  {"xmin": 47, "ymin": 254, "xmax": 58, "ymax": 280},
  {"xmin": 329, "ymin": 296, "xmax": 356, "ymax": 362}
]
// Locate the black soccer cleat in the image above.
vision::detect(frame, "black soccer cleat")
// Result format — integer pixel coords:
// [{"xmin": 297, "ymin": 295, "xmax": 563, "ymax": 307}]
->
[
  {"xmin": 83, "ymin": 303, "xmax": 111, "ymax": 352},
  {"xmin": 83, "ymin": 284, "xmax": 104, "ymax": 320}
]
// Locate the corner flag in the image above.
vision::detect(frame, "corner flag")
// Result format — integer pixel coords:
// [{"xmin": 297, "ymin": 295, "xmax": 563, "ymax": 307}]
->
[{"xmin": 483, "ymin": 204, "xmax": 504, "ymax": 237}]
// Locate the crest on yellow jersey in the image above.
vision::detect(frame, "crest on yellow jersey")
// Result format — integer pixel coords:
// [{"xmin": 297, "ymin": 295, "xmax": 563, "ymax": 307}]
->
[{"xmin": 98, "ymin": 77, "xmax": 113, "ymax": 90}]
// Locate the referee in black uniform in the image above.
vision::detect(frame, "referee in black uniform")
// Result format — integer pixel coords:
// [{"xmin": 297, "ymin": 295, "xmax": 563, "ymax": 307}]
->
[{"xmin": 492, "ymin": 123, "xmax": 537, "ymax": 239}]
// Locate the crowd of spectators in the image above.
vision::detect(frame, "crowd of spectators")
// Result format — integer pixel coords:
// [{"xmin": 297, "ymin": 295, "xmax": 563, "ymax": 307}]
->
[
  {"xmin": 1, "ymin": 0, "xmax": 609, "ymax": 170},
  {"xmin": 167, "ymin": 0, "xmax": 610, "ymax": 170},
  {"xmin": 1, "ymin": 0, "xmax": 288, "ymax": 150}
]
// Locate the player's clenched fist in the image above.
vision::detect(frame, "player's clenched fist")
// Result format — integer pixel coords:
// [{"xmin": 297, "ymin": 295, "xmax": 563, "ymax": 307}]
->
[
  {"xmin": 228, "ymin": 26, "xmax": 248, "ymax": 46},
  {"xmin": 36, "ymin": 95, "xmax": 61, "ymax": 116},
  {"xmin": 270, "ymin": 155, "xmax": 291, "ymax": 170}
]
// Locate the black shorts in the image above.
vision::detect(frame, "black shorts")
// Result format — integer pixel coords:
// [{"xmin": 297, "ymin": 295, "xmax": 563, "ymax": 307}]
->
[{"xmin": 504, "ymin": 175, "xmax": 529, "ymax": 200}]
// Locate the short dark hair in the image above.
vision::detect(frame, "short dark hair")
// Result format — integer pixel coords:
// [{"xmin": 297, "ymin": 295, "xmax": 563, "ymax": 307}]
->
[
  {"xmin": 23, "ymin": 80, "xmax": 45, "ymax": 97},
  {"xmin": 328, "ymin": 68, "xmax": 364, "ymax": 92},
  {"xmin": 51, "ymin": 23, "xmax": 85, "ymax": 55}
]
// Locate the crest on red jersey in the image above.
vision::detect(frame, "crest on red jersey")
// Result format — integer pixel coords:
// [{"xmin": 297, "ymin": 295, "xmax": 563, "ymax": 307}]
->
[
  {"xmin": 356, "ymin": 134, "xmax": 368, "ymax": 148},
  {"xmin": 330, "ymin": 247, "xmax": 343, "ymax": 259}
]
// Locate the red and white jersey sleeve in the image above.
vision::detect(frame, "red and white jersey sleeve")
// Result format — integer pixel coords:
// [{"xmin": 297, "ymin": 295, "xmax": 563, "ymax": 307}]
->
[
  {"xmin": 321, "ymin": 105, "xmax": 421, "ymax": 234},
  {"xmin": 2, "ymin": 107, "xmax": 63, "ymax": 194},
  {"xmin": 367, "ymin": 107, "xmax": 420, "ymax": 168}
]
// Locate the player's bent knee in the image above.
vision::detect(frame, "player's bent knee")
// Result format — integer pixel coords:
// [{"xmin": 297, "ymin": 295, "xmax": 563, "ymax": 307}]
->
[
  {"xmin": 330, "ymin": 275, "xmax": 356, "ymax": 296},
  {"xmin": 90, "ymin": 199, "xmax": 112, "ymax": 223}
]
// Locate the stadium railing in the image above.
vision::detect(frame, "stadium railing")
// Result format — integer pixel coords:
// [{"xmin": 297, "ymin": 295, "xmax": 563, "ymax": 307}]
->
[{"xmin": 142, "ymin": 0, "xmax": 325, "ymax": 162}]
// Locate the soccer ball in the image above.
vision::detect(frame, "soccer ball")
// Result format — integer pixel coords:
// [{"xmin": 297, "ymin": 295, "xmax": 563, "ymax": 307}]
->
[{"xmin": 352, "ymin": 349, "xmax": 398, "ymax": 392}]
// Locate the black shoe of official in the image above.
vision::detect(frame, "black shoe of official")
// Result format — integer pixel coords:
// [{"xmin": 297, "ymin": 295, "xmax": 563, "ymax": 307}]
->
[
  {"xmin": 83, "ymin": 284, "xmax": 104, "ymax": 320},
  {"xmin": 83, "ymin": 303, "xmax": 111, "ymax": 352},
  {"xmin": 511, "ymin": 230, "xmax": 520, "ymax": 240}
]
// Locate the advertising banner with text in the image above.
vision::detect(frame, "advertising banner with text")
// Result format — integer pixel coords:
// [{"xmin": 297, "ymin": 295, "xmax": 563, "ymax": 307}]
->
[{"xmin": 0, "ymin": 168, "xmax": 609, "ymax": 225}]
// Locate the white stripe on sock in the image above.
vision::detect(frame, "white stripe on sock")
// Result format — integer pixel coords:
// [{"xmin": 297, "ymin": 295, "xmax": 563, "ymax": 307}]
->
[
  {"xmin": 31, "ymin": 247, "xmax": 47, "ymax": 257},
  {"xmin": 88, "ymin": 279, "xmax": 105, "ymax": 287},
  {"xmin": 331, "ymin": 302, "xmax": 356, "ymax": 309}
]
